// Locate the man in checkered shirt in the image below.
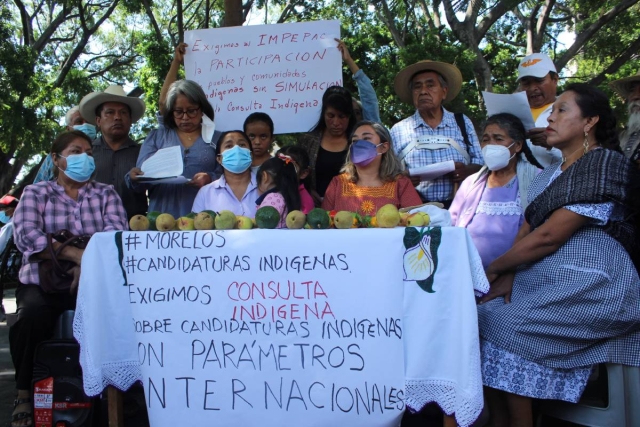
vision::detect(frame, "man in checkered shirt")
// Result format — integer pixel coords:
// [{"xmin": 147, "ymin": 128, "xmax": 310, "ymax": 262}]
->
[{"xmin": 390, "ymin": 61, "xmax": 483, "ymax": 207}]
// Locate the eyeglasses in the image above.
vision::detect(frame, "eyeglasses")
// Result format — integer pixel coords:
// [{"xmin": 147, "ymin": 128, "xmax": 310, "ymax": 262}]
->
[{"xmin": 173, "ymin": 108, "xmax": 201, "ymax": 118}]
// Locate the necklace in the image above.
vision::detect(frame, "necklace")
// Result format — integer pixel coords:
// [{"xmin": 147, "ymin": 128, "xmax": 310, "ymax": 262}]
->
[
  {"xmin": 179, "ymin": 130, "xmax": 198, "ymax": 143},
  {"xmin": 562, "ymin": 147, "xmax": 584, "ymax": 165}
]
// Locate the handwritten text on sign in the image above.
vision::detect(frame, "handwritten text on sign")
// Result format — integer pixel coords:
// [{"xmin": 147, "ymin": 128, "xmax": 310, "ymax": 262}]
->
[
  {"xmin": 121, "ymin": 229, "xmax": 406, "ymax": 427},
  {"xmin": 184, "ymin": 20, "xmax": 342, "ymax": 133}
]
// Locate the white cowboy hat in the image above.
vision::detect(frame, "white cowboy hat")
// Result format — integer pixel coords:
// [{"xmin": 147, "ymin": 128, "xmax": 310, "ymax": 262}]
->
[
  {"xmin": 79, "ymin": 85, "xmax": 146, "ymax": 125},
  {"xmin": 394, "ymin": 60, "xmax": 463, "ymax": 105},
  {"xmin": 610, "ymin": 70, "xmax": 640, "ymax": 99}
]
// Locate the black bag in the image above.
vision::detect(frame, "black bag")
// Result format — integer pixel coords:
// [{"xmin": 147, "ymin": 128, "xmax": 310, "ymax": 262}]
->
[
  {"xmin": 38, "ymin": 230, "xmax": 91, "ymax": 293},
  {"xmin": 33, "ymin": 336, "xmax": 94, "ymax": 426},
  {"xmin": 0, "ymin": 235, "xmax": 22, "ymax": 288}
]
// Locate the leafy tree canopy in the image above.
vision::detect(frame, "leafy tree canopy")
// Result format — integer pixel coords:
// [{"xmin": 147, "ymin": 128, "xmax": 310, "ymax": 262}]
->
[{"xmin": 1, "ymin": 0, "xmax": 638, "ymax": 194}]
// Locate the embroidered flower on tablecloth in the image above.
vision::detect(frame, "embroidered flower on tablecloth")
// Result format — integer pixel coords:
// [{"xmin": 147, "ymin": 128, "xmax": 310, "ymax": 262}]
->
[
  {"xmin": 403, "ymin": 227, "xmax": 442, "ymax": 293},
  {"xmin": 360, "ymin": 200, "xmax": 375, "ymax": 215}
]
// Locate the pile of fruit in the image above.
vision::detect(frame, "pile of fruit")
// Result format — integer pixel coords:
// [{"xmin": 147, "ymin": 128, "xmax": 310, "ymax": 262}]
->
[{"xmin": 129, "ymin": 204, "xmax": 430, "ymax": 231}]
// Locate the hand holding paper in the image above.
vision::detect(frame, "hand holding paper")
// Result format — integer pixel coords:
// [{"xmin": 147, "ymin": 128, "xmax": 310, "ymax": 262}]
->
[
  {"xmin": 482, "ymin": 91, "xmax": 536, "ymax": 130},
  {"xmin": 138, "ymin": 146, "xmax": 188, "ymax": 185},
  {"xmin": 408, "ymin": 160, "xmax": 455, "ymax": 181}
]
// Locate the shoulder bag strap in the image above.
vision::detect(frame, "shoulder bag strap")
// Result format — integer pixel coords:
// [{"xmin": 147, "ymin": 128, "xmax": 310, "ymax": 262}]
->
[
  {"xmin": 414, "ymin": 136, "xmax": 471, "ymax": 164},
  {"xmin": 454, "ymin": 113, "xmax": 471, "ymax": 149},
  {"xmin": 397, "ymin": 139, "xmax": 419, "ymax": 161},
  {"xmin": 51, "ymin": 234, "xmax": 82, "ymax": 277}
]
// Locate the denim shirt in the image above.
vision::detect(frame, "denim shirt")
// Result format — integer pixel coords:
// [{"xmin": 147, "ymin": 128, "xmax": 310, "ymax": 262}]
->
[{"xmin": 353, "ymin": 70, "xmax": 381, "ymax": 124}]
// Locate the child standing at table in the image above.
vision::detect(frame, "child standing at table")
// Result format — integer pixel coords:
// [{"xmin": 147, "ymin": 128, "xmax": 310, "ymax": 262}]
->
[
  {"xmin": 255, "ymin": 154, "xmax": 301, "ymax": 228},
  {"xmin": 244, "ymin": 112, "xmax": 275, "ymax": 173},
  {"xmin": 276, "ymin": 145, "xmax": 314, "ymax": 214}
]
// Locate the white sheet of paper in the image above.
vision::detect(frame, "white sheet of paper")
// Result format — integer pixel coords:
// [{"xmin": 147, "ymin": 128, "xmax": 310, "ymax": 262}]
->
[
  {"xmin": 140, "ymin": 146, "xmax": 183, "ymax": 178},
  {"xmin": 137, "ymin": 176, "xmax": 191, "ymax": 185},
  {"xmin": 482, "ymin": 91, "xmax": 536, "ymax": 130},
  {"xmin": 408, "ymin": 160, "xmax": 455, "ymax": 180}
]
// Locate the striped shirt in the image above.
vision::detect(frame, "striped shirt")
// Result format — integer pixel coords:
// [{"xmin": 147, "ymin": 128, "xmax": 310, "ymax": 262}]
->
[
  {"xmin": 390, "ymin": 108, "xmax": 483, "ymax": 202},
  {"xmin": 13, "ymin": 180, "xmax": 128, "ymax": 285}
]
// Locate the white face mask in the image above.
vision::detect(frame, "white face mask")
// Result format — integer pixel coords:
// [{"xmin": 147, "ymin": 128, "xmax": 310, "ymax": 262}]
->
[{"xmin": 482, "ymin": 143, "xmax": 516, "ymax": 171}]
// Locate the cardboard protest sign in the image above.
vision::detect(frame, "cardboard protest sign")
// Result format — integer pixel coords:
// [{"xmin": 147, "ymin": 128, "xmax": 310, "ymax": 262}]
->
[
  {"xmin": 117, "ymin": 229, "xmax": 405, "ymax": 426},
  {"xmin": 184, "ymin": 20, "xmax": 342, "ymax": 133}
]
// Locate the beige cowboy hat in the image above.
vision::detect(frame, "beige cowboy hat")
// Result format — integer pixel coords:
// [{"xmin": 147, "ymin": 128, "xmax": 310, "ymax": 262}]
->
[
  {"xmin": 610, "ymin": 71, "xmax": 640, "ymax": 99},
  {"xmin": 79, "ymin": 85, "xmax": 146, "ymax": 125},
  {"xmin": 394, "ymin": 60, "xmax": 463, "ymax": 105}
]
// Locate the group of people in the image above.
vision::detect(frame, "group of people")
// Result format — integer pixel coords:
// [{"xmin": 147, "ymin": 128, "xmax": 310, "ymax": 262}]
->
[{"xmin": 4, "ymin": 33, "xmax": 640, "ymax": 427}]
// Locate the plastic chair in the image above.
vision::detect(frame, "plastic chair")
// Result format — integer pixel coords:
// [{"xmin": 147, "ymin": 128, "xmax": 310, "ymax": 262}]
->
[{"xmin": 536, "ymin": 363, "xmax": 640, "ymax": 427}]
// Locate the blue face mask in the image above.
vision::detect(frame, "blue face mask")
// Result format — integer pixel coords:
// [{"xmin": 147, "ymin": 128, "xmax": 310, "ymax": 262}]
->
[
  {"xmin": 0, "ymin": 211, "xmax": 11, "ymax": 223},
  {"xmin": 58, "ymin": 153, "xmax": 96, "ymax": 182},
  {"xmin": 73, "ymin": 123, "xmax": 97, "ymax": 140},
  {"xmin": 220, "ymin": 145, "xmax": 252, "ymax": 174}
]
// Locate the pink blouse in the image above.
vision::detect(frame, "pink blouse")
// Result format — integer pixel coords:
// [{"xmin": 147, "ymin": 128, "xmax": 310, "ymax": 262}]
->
[{"xmin": 257, "ymin": 192, "xmax": 288, "ymax": 228}]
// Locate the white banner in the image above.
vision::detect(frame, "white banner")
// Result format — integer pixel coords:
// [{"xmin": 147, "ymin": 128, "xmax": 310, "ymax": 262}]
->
[
  {"xmin": 119, "ymin": 229, "xmax": 405, "ymax": 426},
  {"xmin": 184, "ymin": 20, "xmax": 342, "ymax": 133}
]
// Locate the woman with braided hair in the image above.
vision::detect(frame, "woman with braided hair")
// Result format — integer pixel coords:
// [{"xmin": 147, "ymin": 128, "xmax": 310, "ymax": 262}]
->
[
  {"xmin": 477, "ymin": 84, "xmax": 640, "ymax": 427},
  {"xmin": 449, "ymin": 113, "xmax": 544, "ymax": 268}
]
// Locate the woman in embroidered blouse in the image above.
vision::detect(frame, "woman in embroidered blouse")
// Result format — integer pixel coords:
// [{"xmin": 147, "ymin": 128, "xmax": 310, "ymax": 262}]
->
[
  {"xmin": 298, "ymin": 86, "xmax": 356, "ymax": 205},
  {"xmin": 322, "ymin": 121, "xmax": 422, "ymax": 215},
  {"xmin": 10, "ymin": 131, "xmax": 128, "ymax": 427},
  {"xmin": 192, "ymin": 130, "xmax": 260, "ymax": 218},
  {"xmin": 478, "ymin": 85, "xmax": 640, "ymax": 427},
  {"xmin": 449, "ymin": 113, "xmax": 543, "ymax": 268},
  {"xmin": 127, "ymin": 43, "xmax": 221, "ymax": 218}
]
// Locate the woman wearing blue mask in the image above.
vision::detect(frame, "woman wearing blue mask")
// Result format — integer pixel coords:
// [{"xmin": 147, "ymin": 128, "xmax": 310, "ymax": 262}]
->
[
  {"xmin": 449, "ymin": 113, "xmax": 543, "ymax": 269},
  {"xmin": 9, "ymin": 131, "xmax": 128, "ymax": 427},
  {"xmin": 322, "ymin": 121, "xmax": 422, "ymax": 214},
  {"xmin": 192, "ymin": 131, "xmax": 260, "ymax": 218}
]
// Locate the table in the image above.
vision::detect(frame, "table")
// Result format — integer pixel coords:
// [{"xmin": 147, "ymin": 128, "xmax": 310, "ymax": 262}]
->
[{"xmin": 74, "ymin": 227, "xmax": 488, "ymax": 427}]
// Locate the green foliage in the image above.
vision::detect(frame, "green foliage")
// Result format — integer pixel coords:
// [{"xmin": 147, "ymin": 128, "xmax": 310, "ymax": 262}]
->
[{"xmin": 1, "ymin": 0, "xmax": 639, "ymax": 194}]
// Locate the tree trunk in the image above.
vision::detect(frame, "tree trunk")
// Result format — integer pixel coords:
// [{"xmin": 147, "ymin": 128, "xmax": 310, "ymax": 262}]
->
[{"xmin": 223, "ymin": 0, "xmax": 243, "ymax": 27}]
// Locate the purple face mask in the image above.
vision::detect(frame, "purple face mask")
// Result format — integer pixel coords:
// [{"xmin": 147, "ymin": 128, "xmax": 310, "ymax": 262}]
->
[{"xmin": 350, "ymin": 139, "xmax": 382, "ymax": 167}]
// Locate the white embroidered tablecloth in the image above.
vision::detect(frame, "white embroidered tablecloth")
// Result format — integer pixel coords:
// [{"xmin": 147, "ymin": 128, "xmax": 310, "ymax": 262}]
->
[
  {"xmin": 74, "ymin": 228, "xmax": 487, "ymax": 427},
  {"xmin": 401, "ymin": 227, "xmax": 489, "ymax": 427}
]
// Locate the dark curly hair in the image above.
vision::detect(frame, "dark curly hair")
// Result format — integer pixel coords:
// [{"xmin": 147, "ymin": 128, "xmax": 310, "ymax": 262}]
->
[
  {"xmin": 564, "ymin": 83, "xmax": 620, "ymax": 151},
  {"xmin": 482, "ymin": 113, "xmax": 544, "ymax": 169}
]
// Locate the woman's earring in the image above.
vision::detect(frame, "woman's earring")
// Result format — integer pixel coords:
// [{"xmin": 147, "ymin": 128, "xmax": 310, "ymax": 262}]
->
[{"xmin": 583, "ymin": 131, "xmax": 590, "ymax": 155}]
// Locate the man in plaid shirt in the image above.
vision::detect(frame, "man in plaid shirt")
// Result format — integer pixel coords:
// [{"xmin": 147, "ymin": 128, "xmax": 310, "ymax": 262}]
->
[{"xmin": 390, "ymin": 61, "xmax": 483, "ymax": 207}]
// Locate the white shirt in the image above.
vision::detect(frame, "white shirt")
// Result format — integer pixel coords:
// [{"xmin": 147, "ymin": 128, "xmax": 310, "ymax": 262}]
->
[
  {"xmin": 529, "ymin": 104, "xmax": 562, "ymax": 168},
  {"xmin": 0, "ymin": 221, "xmax": 13, "ymax": 255},
  {"xmin": 192, "ymin": 172, "xmax": 259, "ymax": 218}
]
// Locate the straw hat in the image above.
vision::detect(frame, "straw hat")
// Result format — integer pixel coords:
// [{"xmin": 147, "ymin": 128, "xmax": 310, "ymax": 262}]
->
[
  {"xmin": 79, "ymin": 85, "xmax": 146, "ymax": 125},
  {"xmin": 610, "ymin": 71, "xmax": 640, "ymax": 99},
  {"xmin": 394, "ymin": 60, "xmax": 462, "ymax": 104}
]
